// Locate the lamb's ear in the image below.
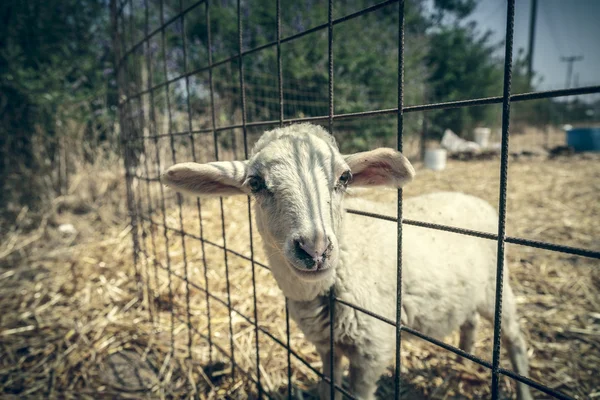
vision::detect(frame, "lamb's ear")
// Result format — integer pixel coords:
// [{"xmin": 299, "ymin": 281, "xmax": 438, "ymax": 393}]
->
[
  {"xmin": 344, "ymin": 148, "xmax": 415, "ymax": 188},
  {"xmin": 161, "ymin": 160, "xmax": 249, "ymax": 197}
]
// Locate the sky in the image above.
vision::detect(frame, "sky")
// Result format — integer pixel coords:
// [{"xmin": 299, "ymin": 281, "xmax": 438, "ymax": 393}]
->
[{"xmin": 468, "ymin": 0, "xmax": 600, "ymax": 92}]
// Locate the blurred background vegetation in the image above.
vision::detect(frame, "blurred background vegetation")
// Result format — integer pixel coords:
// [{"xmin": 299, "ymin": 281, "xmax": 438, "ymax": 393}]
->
[{"xmin": 1, "ymin": 0, "xmax": 598, "ymax": 230}]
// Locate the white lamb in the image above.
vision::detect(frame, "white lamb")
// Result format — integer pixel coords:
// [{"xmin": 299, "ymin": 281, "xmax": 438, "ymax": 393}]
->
[{"xmin": 162, "ymin": 123, "xmax": 533, "ymax": 400}]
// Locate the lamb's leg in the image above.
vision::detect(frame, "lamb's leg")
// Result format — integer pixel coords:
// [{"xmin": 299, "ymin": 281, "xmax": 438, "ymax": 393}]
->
[
  {"xmin": 481, "ymin": 284, "xmax": 533, "ymax": 400},
  {"xmin": 318, "ymin": 348, "xmax": 343, "ymax": 400},
  {"xmin": 501, "ymin": 287, "xmax": 533, "ymax": 400},
  {"xmin": 347, "ymin": 350, "xmax": 386, "ymax": 400},
  {"xmin": 459, "ymin": 312, "xmax": 480, "ymax": 356}
]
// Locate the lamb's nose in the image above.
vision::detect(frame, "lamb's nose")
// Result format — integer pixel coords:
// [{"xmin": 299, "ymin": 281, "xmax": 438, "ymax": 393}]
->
[{"xmin": 294, "ymin": 236, "xmax": 330, "ymax": 267}]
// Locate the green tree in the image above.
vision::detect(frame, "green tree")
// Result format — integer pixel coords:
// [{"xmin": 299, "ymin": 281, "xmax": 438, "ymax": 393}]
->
[
  {"xmin": 174, "ymin": 0, "xmax": 431, "ymax": 152},
  {"xmin": 0, "ymin": 0, "xmax": 115, "ymax": 224},
  {"xmin": 424, "ymin": 21, "xmax": 504, "ymax": 139}
]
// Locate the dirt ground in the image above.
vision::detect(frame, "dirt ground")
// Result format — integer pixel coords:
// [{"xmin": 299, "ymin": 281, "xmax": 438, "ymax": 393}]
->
[{"xmin": 1, "ymin": 132, "xmax": 599, "ymax": 399}]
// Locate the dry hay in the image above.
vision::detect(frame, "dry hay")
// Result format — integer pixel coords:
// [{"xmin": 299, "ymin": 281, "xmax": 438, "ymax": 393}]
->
[{"xmin": 1, "ymin": 142, "xmax": 599, "ymax": 399}]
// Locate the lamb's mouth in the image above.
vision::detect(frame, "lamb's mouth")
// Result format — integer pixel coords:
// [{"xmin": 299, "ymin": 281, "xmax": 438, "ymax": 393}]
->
[{"xmin": 289, "ymin": 261, "xmax": 333, "ymax": 280}]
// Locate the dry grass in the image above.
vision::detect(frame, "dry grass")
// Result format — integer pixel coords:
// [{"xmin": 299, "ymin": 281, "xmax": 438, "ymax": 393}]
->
[{"xmin": 1, "ymin": 131, "xmax": 599, "ymax": 399}]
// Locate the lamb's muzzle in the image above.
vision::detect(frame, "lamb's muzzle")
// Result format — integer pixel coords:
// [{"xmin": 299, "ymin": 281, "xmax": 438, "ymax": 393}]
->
[{"xmin": 294, "ymin": 235, "xmax": 331, "ymax": 268}]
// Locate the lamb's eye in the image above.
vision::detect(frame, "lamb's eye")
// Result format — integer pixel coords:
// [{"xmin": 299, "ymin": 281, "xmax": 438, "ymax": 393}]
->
[
  {"xmin": 339, "ymin": 170, "xmax": 352, "ymax": 186},
  {"xmin": 247, "ymin": 176, "xmax": 266, "ymax": 193}
]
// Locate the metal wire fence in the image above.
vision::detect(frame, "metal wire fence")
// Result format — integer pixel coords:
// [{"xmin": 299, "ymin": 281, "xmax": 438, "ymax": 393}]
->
[{"xmin": 112, "ymin": 0, "xmax": 600, "ymax": 398}]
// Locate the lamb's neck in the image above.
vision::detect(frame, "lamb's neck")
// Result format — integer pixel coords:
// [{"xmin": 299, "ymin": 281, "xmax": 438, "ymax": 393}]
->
[{"xmin": 264, "ymin": 243, "xmax": 338, "ymax": 302}]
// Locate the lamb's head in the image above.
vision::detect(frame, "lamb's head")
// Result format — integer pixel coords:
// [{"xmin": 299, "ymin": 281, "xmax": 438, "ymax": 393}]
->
[{"xmin": 162, "ymin": 123, "xmax": 415, "ymax": 283}]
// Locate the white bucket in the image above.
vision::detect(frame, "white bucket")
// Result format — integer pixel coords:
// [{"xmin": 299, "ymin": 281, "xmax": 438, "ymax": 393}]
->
[
  {"xmin": 424, "ymin": 148, "xmax": 447, "ymax": 171},
  {"xmin": 474, "ymin": 127, "xmax": 491, "ymax": 148}
]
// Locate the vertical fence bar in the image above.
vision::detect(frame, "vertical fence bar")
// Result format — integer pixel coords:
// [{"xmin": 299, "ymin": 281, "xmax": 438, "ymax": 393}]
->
[
  {"xmin": 276, "ymin": 0, "xmax": 293, "ymax": 398},
  {"xmin": 138, "ymin": 90, "xmax": 161, "ymax": 322},
  {"xmin": 128, "ymin": 0, "xmax": 134, "ymax": 58},
  {"xmin": 327, "ymin": 0, "xmax": 336, "ymax": 399},
  {"xmin": 199, "ymin": 0, "xmax": 216, "ymax": 367},
  {"xmin": 133, "ymin": 153, "xmax": 153, "ymax": 322},
  {"xmin": 180, "ymin": 0, "xmax": 212, "ymax": 364},
  {"xmin": 124, "ymin": 2, "xmax": 146, "ymax": 305},
  {"xmin": 111, "ymin": 0, "xmax": 142, "ymax": 306},
  {"xmin": 56, "ymin": 136, "xmax": 63, "ymax": 196},
  {"xmin": 138, "ymin": 0, "xmax": 161, "ymax": 324},
  {"xmin": 131, "ymin": 103, "xmax": 154, "ymax": 323},
  {"xmin": 394, "ymin": 1, "xmax": 406, "ymax": 399},
  {"xmin": 205, "ymin": 0, "xmax": 237, "ymax": 382},
  {"xmin": 124, "ymin": 100, "xmax": 144, "ymax": 301},
  {"xmin": 284, "ymin": 300, "xmax": 292, "ymax": 398},
  {"xmin": 144, "ymin": 0, "xmax": 175, "ymax": 359},
  {"xmin": 491, "ymin": 0, "xmax": 516, "ymax": 398},
  {"xmin": 159, "ymin": 0, "xmax": 176, "ymax": 360},
  {"xmin": 140, "ymin": 121, "xmax": 160, "ymax": 323},
  {"xmin": 164, "ymin": 0, "xmax": 195, "ymax": 365},
  {"xmin": 62, "ymin": 136, "xmax": 69, "ymax": 195},
  {"xmin": 237, "ymin": 0, "xmax": 262, "ymax": 396},
  {"xmin": 129, "ymin": 0, "xmax": 154, "ymax": 326},
  {"xmin": 124, "ymin": 97, "xmax": 143, "ymax": 305},
  {"xmin": 138, "ymin": 80, "xmax": 162, "ymax": 318}
]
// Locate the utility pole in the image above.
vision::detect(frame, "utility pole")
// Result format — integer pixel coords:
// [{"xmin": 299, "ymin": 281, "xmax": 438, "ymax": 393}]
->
[
  {"xmin": 560, "ymin": 56, "xmax": 583, "ymax": 119},
  {"xmin": 527, "ymin": 0, "xmax": 538, "ymax": 84},
  {"xmin": 560, "ymin": 55, "xmax": 584, "ymax": 89}
]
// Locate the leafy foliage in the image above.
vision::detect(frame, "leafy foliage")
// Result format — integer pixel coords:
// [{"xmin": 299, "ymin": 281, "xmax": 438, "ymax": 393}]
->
[
  {"xmin": 1, "ymin": 0, "xmax": 116, "ymax": 221},
  {"xmin": 2, "ymin": 0, "xmax": 594, "ymax": 227},
  {"xmin": 424, "ymin": 22, "xmax": 504, "ymax": 139}
]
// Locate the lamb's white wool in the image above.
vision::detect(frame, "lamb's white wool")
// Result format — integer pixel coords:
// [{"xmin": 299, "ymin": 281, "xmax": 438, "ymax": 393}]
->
[{"xmin": 162, "ymin": 123, "xmax": 532, "ymax": 400}]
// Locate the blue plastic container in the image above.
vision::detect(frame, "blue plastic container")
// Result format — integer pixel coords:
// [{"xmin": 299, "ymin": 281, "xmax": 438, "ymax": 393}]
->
[{"xmin": 566, "ymin": 127, "xmax": 600, "ymax": 152}]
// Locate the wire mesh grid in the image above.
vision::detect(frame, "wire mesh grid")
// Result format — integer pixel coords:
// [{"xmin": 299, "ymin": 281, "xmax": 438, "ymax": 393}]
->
[{"xmin": 112, "ymin": 0, "xmax": 600, "ymax": 398}]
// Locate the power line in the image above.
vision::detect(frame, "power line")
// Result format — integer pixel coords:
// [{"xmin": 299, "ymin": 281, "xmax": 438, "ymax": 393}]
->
[
  {"xmin": 541, "ymin": 2, "xmax": 564, "ymax": 54},
  {"xmin": 550, "ymin": 0, "xmax": 585, "ymax": 56}
]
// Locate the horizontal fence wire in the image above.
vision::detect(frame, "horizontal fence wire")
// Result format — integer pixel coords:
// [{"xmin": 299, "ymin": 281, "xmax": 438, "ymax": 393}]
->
[
  {"xmin": 117, "ymin": 0, "xmax": 401, "ymax": 96},
  {"xmin": 346, "ymin": 209, "xmax": 600, "ymax": 259},
  {"xmin": 113, "ymin": 0, "xmax": 594, "ymax": 398},
  {"xmin": 132, "ymin": 189, "xmax": 600, "ymax": 260},
  {"xmin": 122, "ymin": 84, "xmax": 600, "ymax": 143}
]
